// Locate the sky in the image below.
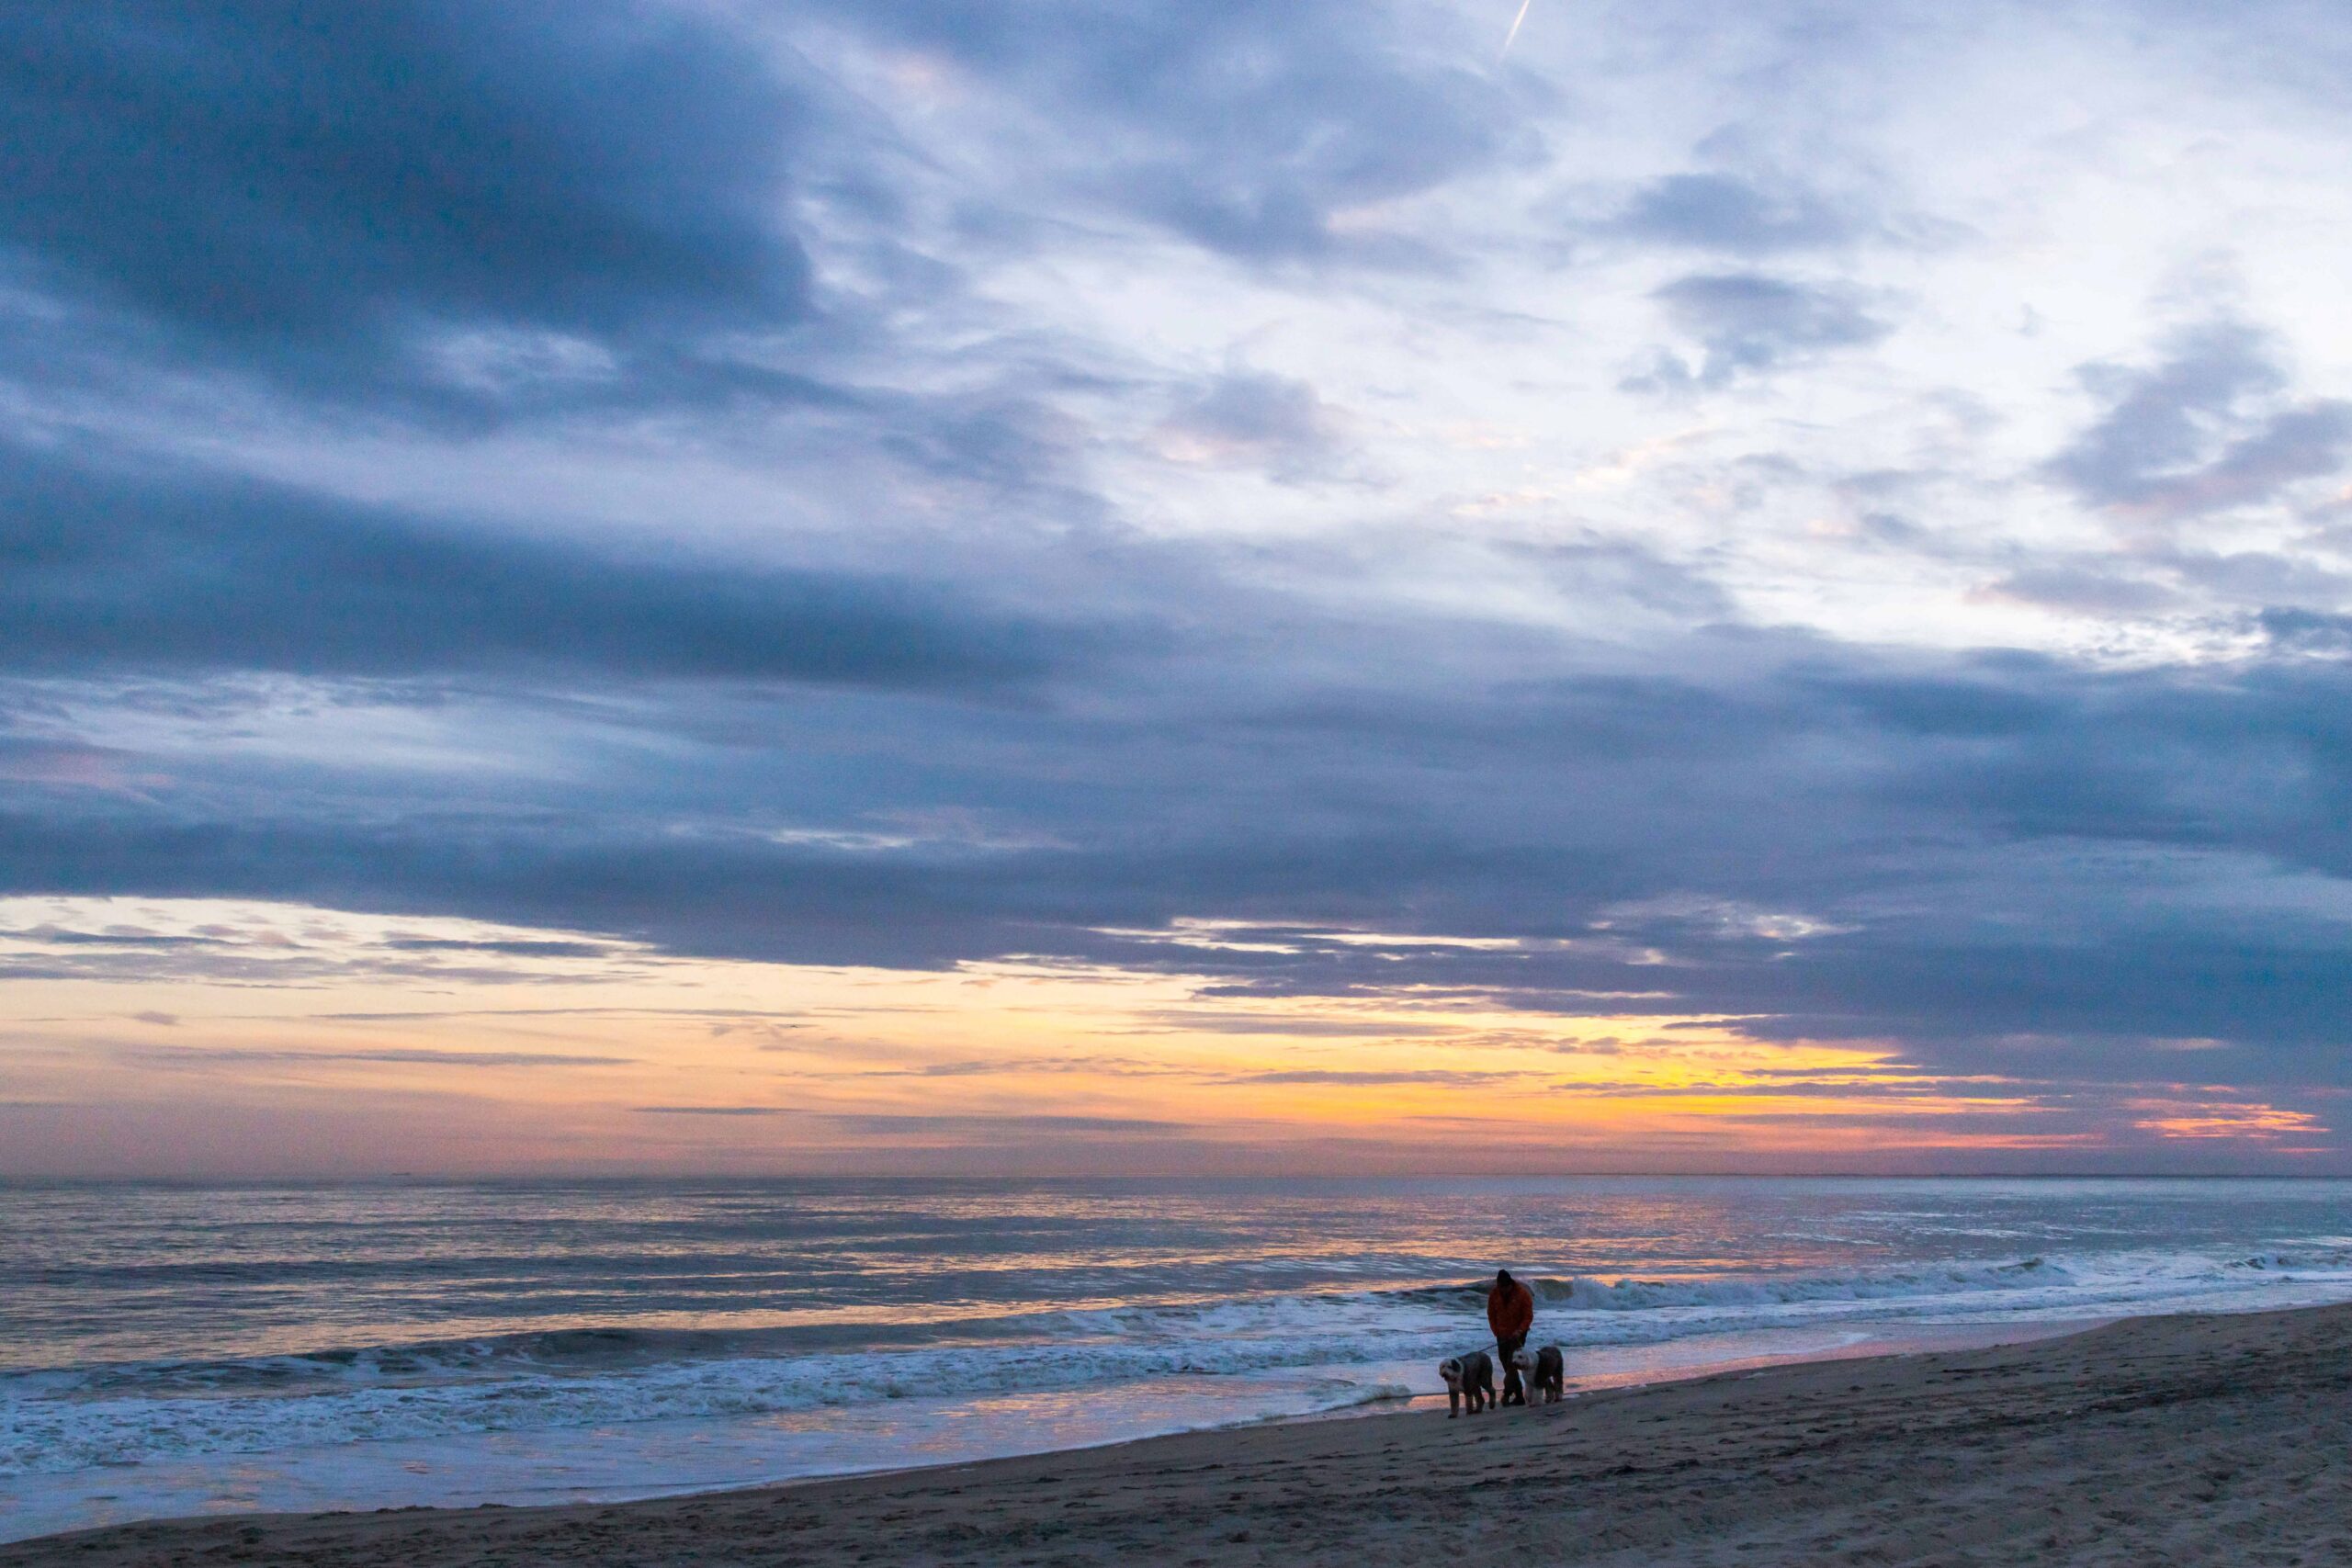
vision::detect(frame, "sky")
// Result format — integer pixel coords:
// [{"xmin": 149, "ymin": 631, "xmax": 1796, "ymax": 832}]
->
[{"xmin": 5, "ymin": 0, "xmax": 2352, "ymax": 1177}]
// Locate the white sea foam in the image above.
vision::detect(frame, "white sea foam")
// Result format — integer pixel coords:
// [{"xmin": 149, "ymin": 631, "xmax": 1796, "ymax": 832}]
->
[
  {"xmin": 11, "ymin": 1178, "xmax": 2352, "ymax": 1540},
  {"xmin": 12, "ymin": 1241, "xmax": 2352, "ymax": 1485}
]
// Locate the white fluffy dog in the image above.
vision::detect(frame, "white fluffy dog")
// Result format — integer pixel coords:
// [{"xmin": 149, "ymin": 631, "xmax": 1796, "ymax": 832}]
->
[
  {"xmin": 1510, "ymin": 1343, "xmax": 1565, "ymax": 1404},
  {"xmin": 1439, "ymin": 1349, "xmax": 1496, "ymax": 1416}
]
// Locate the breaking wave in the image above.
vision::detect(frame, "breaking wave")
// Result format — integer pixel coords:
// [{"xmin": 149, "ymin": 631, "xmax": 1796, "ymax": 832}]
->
[{"xmin": 13, "ymin": 1242, "xmax": 2352, "ymax": 1480}]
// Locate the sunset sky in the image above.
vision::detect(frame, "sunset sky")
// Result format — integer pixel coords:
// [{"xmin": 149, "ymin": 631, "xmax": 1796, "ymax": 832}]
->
[{"xmin": 6, "ymin": 0, "xmax": 2352, "ymax": 1175}]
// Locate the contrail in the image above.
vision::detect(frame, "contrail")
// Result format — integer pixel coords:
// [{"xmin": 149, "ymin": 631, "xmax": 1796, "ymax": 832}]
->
[{"xmin": 1498, "ymin": 0, "xmax": 1533, "ymax": 61}]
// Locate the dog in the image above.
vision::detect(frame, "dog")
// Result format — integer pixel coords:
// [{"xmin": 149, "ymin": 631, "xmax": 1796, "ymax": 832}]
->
[
  {"xmin": 1510, "ymin": 1344, "xmax": 1565, "ymax": 1404},
  {"xmin": 1439, "ymin": 1348, "xmax": 1496, "ymax": 1416}
]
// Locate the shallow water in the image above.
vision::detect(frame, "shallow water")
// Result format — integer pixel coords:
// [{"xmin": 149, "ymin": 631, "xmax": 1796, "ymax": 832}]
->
[{"xmin": 6, "ymin": 1176, "xmax": 2352, "ymax": 1540}]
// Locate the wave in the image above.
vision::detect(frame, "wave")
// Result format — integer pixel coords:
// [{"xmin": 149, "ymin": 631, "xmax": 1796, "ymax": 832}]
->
[
  {"xmin": 37, "ymin": 1243, "xmax": 2352, "ymax": 1401},
  {"xmin": 1532, "ymin": 1256, "xmax": 2075, "ymax": 1310},
  {"xmin": 1362, "ymin": 1245, "xmax": 2352, "ymax": 1317},
  {"xmin": 1351, "ymin": 1257, "xmax": 2083, "ymax": 1317},
  {"xmin": 14, "ymin": 1243, "xmax": 2352, "ymax": 1479},
  {"xmin": 0, "ymin": 1335, "xmax": 1419, "ymax": 1478}
]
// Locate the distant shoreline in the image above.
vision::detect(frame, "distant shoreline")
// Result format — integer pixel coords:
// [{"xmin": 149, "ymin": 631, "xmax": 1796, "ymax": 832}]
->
[{"xmin": 15, "ymin": 1302, "xmax": 2351, "ymax": 1566}]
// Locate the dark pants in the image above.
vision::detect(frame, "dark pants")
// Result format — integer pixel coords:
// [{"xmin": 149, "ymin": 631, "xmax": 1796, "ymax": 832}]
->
[{"xmin": 1497, "ymin": 1333, "xmax": 1526, "ymax": 1404}]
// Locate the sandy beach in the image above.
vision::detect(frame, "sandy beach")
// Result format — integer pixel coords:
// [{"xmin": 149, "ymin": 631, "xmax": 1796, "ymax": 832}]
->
[{"xmin": 12, "ymin": 1302, "xmax": 2352, "ymax": 1568}]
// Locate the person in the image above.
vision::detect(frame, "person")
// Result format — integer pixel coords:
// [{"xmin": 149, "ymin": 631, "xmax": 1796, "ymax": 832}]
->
[{"xmin": 1487, "ymin": 1268, "xmax": 1534, "ymax": 1405}]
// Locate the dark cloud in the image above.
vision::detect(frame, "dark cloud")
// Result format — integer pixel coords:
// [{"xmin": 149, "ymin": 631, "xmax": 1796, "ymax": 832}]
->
[
  {"xmin": 0, "ymin": 0, "xmax": 808, "ymax": 397},
  {"xmin": 1794, "ymin": 668, "xmax": 2065, "ymax": 739},
  {"xmin": 378, "ymin": 938, "xmax": 616, "ymax": 958},
  {"xmin": 812, "ymin": 0, "xmax": 1510, "ymax": 265},
  {"xmin": 1633, "ymin": 274, "xmax": 1890, "ymax": 389},
  {"xmin": 1161, "ymin": 370, "xmax": 1342, "ymax": 476},
  {"xmin": 6, "ymin": 930, "xmax": 228, "ymax": 949},
  {"xmin": 2047, "ymin": 322, "xmax": 2279, "ymax": 505},
  {"xmin": 0, "ymin": 445, "xmax": 1092, "ymax": 687},
  {"xmin": 4, "ymin": 0, "xmax": 2352, "ymax": 1175},
  {"xmin": 2260, "ymin": 609, "xmax": 2352, "ymax": 658},
  {"xmin": 1611, "ymin": 174, "xmax": 1860, "ymax": 254},
  {"xmin": 0, "ymin": 737, "xmax": 164, "ymax": 791},
  {"xmin": 2044, "ymin": 322, "xmax": 2352, "ymax": 519},
  {"xmin": 1498, "ymin": 536, "xmax": 1736, "ymax": 621},
  {"xmin": 12, "ymin": 631, "xmax": 2352, "ymax": 1092},
  {"xmin": 1978, "ymin": 563, "xmax": 2185, "ymax": 615},
  {"xmin": 1733, "ymin": 935, "xmax": 2352, "ymax": 1059},
  {"xmin": 2166, "ymin": 548, "xmax": 2352, "ymax": 606}
]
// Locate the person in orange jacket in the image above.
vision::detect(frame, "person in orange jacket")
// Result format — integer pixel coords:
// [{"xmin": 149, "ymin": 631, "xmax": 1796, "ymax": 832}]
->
[{"xmin": 1487, "ymin": 1269, "xmax": 1535, "ymax": 1405}]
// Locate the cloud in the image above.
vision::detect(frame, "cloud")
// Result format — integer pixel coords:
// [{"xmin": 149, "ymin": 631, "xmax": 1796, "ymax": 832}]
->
[
  {"xmin": 0, "ymin": 0, "xmax": 808, "ymax": 399},
  {"xmin": 378, "ymin": 938, "xmax": 617, "ymax": 958},
  {"xmin": 1611, "ymin": 174, "xmax": 1862, "ymax": 254},
  {"xmin": 820, "ymin": 1111, "xmax": 1193, "ymax": 1136},
  {"xmin": 2044, "ymin": 321, "xmax": 2352, "ymax": 521},
  {"xmin": 869, "ymin": 1055, "xmax": 1193, "ymax": 1077},
  {"xmin": 0, "ymin": 738, "xmax": 167, "ymax": 794},
  {"xmin": 1159, "ymin": 370, "xmax": 1344, "ymax": 476},
  {"xmin": 0, "ymin": 445, "xmax": 1093, "ymax": 687},
  {"xmin": 809, "ymin": 0, "xmax": 1510, "ymax": 266},
  {"xmin": 1633, "ymin": 274, "xmax": 1890, "ymax": 389},
  {"xmin": 1131, "ymin": 1010, "xmax": 1461, "ymax": 1037},
  {"xmin": 14, "ymin": 629, "xmax": 2352, "ymax": 1094},
  {"xmin": 2260, "ymin": 609, "xmax": 2352, "ymax": 658},
  {"xmin": 5, "ymin": 929, "xmax": 229, "ymax": 949},
  {"xmin": 632, "ymin": 1106, "xmax": 1191, "ymax": 1135},
  {"xmin": 8, "ymin": 0, "xmax": 2352, "ymax": 1174},
  {"xmin": 1497, "ymin": 536, "xmax": 1735, "ymax": 621},
  {"xmin": 307, "ymin": 1007, "xmax": 807, "ymax": 1022},
  {"xmin": 1218, "ymin": 1068, "xmax": 1526, "ymax": 1086},
  {"xmin": 1976, "ymin": 563, "xmax": 2186, "ymax": 615}
]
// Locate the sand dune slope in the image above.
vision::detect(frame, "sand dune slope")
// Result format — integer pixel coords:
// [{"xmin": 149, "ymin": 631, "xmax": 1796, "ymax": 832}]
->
[{"xmin": 13, "ymin": 1303, "xmax": 2352, "ymax": 1567}]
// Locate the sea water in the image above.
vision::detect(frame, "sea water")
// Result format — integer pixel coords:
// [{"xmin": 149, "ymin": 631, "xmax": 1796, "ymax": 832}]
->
[{"xmin": 6, "ymin": 1176, "xmax": 2352, "ymax": 1540}]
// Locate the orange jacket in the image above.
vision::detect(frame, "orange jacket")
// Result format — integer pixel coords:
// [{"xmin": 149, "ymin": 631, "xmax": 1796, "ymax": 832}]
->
[{"xmin": 1487, "ymin": 1278, "xmax": 1534, "ymax": 1339}]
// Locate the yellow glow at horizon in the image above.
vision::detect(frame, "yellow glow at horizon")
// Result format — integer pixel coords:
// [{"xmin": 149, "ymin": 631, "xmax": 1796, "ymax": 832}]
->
[{"xmin": 0, "ymin": 897, "xmax": 2324, "ymax": 1171}]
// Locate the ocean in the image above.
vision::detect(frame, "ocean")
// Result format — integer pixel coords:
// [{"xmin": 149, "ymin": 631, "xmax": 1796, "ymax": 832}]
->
[{"xmin": 6, "ymin": 1176, "xmax": 2352, "ymax": 1541}]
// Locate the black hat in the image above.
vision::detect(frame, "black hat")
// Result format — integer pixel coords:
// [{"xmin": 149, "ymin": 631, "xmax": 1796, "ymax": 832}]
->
[{"xmin": 1496, "ymin": 1269, "xmax": 1513, "ymax": 1284}]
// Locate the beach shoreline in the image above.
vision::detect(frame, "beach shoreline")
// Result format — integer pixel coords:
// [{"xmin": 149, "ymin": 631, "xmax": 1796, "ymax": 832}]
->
[
  {"xmin": 0, "ymin": 1314, "xmax": 2120, "ymax": 1545},
  {"xmin": 14, "ymin": 1301, "xmax": 2352, "ymax": 1566}
]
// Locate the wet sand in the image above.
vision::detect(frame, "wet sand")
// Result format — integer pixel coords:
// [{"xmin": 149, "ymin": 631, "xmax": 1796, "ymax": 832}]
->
[{"xmin": 12, "ymin": 1302, "xmax": 2352, "ymax": 1567}]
